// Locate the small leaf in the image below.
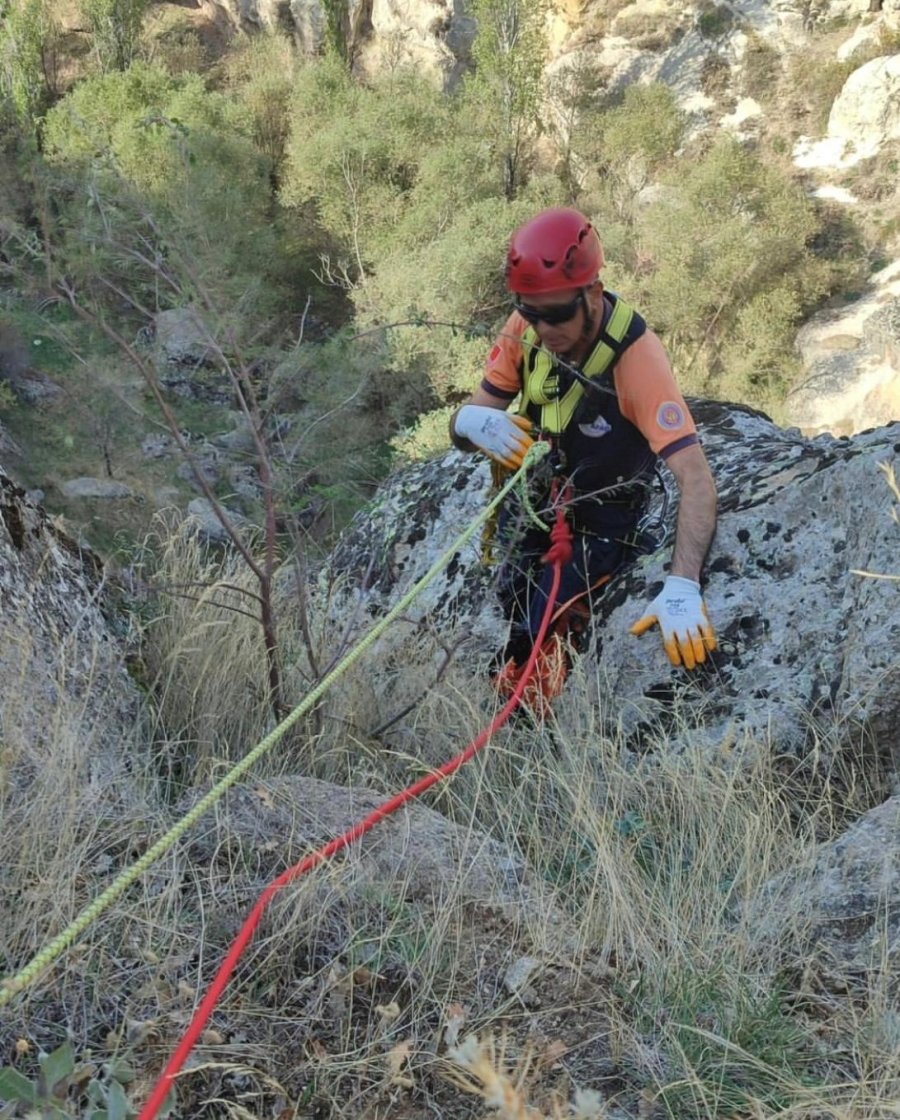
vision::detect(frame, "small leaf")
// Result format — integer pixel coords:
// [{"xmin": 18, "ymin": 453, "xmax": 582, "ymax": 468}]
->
[
  {"xmin": 87, "ymin": 1078, "xmax": 107, "ymax": 1105},
  {"xmin": 103, "ymin": 1059, "xmax": 136, "ymax": 1085},
  {"xmin": 105, "ymin": 1078, "xmax": 130, "ymax": 1120},
  {"xmin": 38, "ymin": 1041, "xmax": 75, "ymax": 1098},
  {"xmin": 0, "ymin": 1067, "xmax": 39, "ymax": 1105},
  {"xmin": 386, "ymin": 1040, "xmax": 414, "ymax": 1087}
]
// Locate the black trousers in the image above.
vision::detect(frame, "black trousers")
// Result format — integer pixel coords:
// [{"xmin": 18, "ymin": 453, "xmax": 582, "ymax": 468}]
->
[{"xmin": 496, "ymin": 518, "xmax": 633, "ymax": 645}]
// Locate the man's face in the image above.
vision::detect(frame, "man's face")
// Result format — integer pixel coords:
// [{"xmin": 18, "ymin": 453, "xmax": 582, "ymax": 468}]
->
[{"xmin": 513, "ymin": 287, "xmax": 587, "ymax": 355}]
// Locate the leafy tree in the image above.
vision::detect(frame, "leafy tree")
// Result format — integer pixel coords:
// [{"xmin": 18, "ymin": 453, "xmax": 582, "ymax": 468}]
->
[
  {"xmin": 362, "ymin": 189, "xmax": 562, "ymax": 405},
  {"xmin": 0, "ymin": 0, "xmax": 60, "ymax": 124},
  {"xmin": 466, "ymin": 0, "xmax": 548, "ymax": 199},
  {"xmin": 220, "ymin": 32, "xmax": 298, "ymax": 177},
  {"xmin": 42, "ymin": 63, "xmax": 290, "ymax": 317},
  {"xmin": 81, "ymin": 0, "xmax": 147, "ymax": 72},
  {"xmin": 573, "ymin": 82, "xmax": 685, "ymax": 222},
  {"xmin": 281, "ymin": 59, "xmax": 454, "ymax": 287},
  {"xmin": 623, "ymin": 137, "xmax": 834, "ymax": 402}
]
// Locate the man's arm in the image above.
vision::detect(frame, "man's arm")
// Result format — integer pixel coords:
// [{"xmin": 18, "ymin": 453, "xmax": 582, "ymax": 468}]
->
[
  {"xmin": 630, "ymin": 441, "xmax": 717, "ymax": 669},
  {"xmin": 665, "ymin": 442, "xmax": 717, "ymax": 582}
]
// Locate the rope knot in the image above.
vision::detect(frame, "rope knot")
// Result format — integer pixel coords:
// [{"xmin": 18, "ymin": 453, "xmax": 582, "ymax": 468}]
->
[{"xmin": 542, "ymin": 506, "xmax": 573, "ymax": 567}]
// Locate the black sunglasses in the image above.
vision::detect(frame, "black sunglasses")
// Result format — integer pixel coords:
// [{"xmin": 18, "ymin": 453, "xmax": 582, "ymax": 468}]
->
[{"xmin": 513, "ymin": 293, "xmax": 584, "ymax": 326}]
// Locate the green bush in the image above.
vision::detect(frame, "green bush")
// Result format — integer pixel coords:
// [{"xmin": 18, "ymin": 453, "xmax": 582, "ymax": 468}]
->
[
  {"xmin": 593, "ymin": 82, "xmax": 685, "ymax": 173},
  {"xmin": 695, "ymin": 0, "xmax": 734, "ymax": 39},
  {"xmin": 282, "ymin": 60, "xmax": 454, "ymax": 280},
  {"xmin": 624, "ymin": 137, "xmax": 835, "ymax": 403},
  {"xmin": 219, "ymin": 32, "xmax": 298, "ymax": 172},
  {"xmin": 466, "ymin": 0, "xmax": 548, "ymax": 199},
  {"xmin": 42, "ymin": 63, "xmax": 293, "ymax": 318},
  {"xmin": 81, "ymin": 0, "xmax": 146, "ymax": 72},
  {"xmin": 0, "ymin": 0, "xmax": 60, "ymax": 123},
  {"xmin": 359, "ymin": 191, "xmax": 559, "ymax": 404},
  {"xmin": 740, "ymin": 31, "xmax": 782, "ymax": 103}
]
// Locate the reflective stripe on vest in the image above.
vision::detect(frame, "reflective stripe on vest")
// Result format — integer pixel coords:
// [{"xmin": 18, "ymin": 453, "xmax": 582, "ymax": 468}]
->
[{"xmin": 519, "ymin": 296, "xmax": 635, "ymax": 435}]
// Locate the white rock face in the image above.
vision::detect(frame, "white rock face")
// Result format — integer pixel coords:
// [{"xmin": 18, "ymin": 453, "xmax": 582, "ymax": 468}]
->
[
  {"xmin": 720, "ymin": 96, "xmax": 764, "ymax": 137},
  {"xmin": 356, "ymin": 0, "xmax": 476, "ymax": 81},
  {"xmin": 786, "ymin": 259, "xmax": 900, "ymax": 436},
  {"xmin": 795, "ymin": 55, "xmax": 900, "ymax": 168}
]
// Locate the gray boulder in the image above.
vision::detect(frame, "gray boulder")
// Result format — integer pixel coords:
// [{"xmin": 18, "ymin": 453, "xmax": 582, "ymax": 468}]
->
[
  {"xmin": 743, "ymin": 794, "xmax": 900, "ymax": 977},
  {"xmin": 180, "ymin": 773, "xmax": 577, "ymax": 952},
  {"xmin": 0, "ymin": 467, "xmax": 139, "ymax": 796},
  {"xmin": 59, "ymin": 477, "xmax": 134, "ymax": 500},
  {"xmin": 328, "ymin": 402, "xmax": 900, "ymax": 770}
]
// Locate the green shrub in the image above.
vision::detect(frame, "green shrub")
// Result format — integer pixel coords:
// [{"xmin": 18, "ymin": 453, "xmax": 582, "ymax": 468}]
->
[
  {"xmin": 625, "ymin": 137, "xmax": 837, "ymax": 403},
  {"xmin": 0, "ymin": 0, "xmax": 60, "ymax": 123},
  {"xmin": 740, "ymin": 31, "xmax": 782, "ymax": 103},
  {"xmin": 41, "ymin": 63, "xmax": 292, "ymax": 317},
  {"xmin": 219, "ymin": 32, "xmax": 298, "ymax": 171},
  {"xmin": 466, "ymin": 0, "xmax": 548, "ymax": 198},
  {"xmin": 81, "ymin": 0, "xmax": 146, "ymax": 72},
  {"xmin": 584, "ymin": 82, "xmax": 685, "ymax": 180},
  {"xmin": 282, "ymin": 60, "xmax": 455, "ymax": 277},
  {"xmin": 695, "ymin": 0, "xmax": 734, "ymax": 39},
  {"xmin": 628, "ymin": 967, "xmax": 817, "ymax": 1118},
  {"xmin": 785, "ymin": 54, "xmax": 854, "ymax": 133}
]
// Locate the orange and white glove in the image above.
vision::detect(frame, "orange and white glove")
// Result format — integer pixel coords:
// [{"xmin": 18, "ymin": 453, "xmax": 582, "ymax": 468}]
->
[
  {"xmin": 630, "ymin": 575, "xmax": 717, "ymax": 670},
  {"xmin": 454, "ymin": 405, "xmax": 534, "ymax": 469}
]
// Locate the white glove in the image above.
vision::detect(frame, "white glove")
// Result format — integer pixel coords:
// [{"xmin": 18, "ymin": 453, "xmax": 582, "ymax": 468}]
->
[
  {"xmin": 454, "ymin": 405, "xmax": 535, "ymax": 469},
  {"xmin": 630, "ymin": 575, "xmax": 717, "ymax": 670}
]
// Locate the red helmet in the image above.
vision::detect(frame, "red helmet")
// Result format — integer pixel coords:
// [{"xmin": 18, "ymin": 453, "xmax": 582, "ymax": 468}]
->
[{"xmin": 506, "ymin": 208, "xmax": 604, "ymax": 295}]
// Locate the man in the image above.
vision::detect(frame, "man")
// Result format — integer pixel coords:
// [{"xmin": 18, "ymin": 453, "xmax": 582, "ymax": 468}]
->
[{"xmin": 449, "ymin": 207, "xmax": 717, "ymax": 697}]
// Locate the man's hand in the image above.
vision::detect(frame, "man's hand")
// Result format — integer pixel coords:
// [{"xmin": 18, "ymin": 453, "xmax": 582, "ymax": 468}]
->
[
  {"xmin": 454, "ymin": 405, "xmax": 535, "ymax": 469},
  {"xmin": 630, "ymin": 575, "xmax": 717, "ymax": 670}
]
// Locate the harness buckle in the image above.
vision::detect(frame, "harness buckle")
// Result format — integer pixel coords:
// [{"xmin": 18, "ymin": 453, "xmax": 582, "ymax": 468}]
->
[{"xmin": 547, "ymin": 442, "xmax": 567, "ymax": 475}]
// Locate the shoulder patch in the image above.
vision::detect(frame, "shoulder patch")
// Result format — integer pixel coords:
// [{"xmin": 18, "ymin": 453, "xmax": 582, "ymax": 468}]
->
[
  {"xmin": 488, "ymin": 344, "xmax": 502, "ymax": 363},
  {"xmin": 657, "ymin": 401, "xmax": 686, "ymax": 431}
]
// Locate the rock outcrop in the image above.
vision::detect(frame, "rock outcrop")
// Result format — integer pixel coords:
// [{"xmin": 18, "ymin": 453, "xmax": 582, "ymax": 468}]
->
[
  {"xmin": 0, "ymin": 466, "xmax": 139, "ymax": 797},
  {"xmin": 328, "ymin": 402, "xmax": 900, "ymax": 770},
  {"xmin": 786, "ymin": 262, "xmax": 900, "ymax": 437},
  {"xmin": 180, "ymin": 774, "xmax": 577, "ymax": 950},
  {"xmin": 744, "ymin": 793, "xmax": 900, "ymax": 976}
]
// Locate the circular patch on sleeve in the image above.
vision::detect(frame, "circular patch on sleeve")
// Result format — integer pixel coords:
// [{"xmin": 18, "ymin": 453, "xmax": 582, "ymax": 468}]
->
[{"xmin": 657, "ymin": 401, "xmax": 686, "ymax": 431}]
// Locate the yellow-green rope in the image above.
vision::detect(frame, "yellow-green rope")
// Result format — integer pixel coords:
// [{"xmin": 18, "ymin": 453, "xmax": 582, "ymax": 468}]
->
[{"xmin": 0, "ymin": 445, "xmax": 549, "ymax": 1007}]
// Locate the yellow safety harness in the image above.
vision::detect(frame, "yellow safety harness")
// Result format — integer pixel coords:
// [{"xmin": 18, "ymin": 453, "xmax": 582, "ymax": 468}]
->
[{"xmin": 518, "ymin": 295, "xmax": 636, "ymax": 434}]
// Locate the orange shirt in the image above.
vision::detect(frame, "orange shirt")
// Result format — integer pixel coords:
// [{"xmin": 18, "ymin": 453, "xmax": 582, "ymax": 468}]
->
[{"xmin": 482, "ymin": 308, "xmax": 698, "ymax": 458}]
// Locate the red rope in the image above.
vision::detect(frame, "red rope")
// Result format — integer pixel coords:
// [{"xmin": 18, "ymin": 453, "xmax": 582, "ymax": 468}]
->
[{"xmin": 136, "ymin": 557, "xmax": 567, "ymax": 1120}]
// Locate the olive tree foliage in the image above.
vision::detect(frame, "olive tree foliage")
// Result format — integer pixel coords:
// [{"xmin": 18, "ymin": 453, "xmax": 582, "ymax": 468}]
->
[
  {"xmin": 572, "ymin": 82, "xmax": 686, "ymax": 220},
  {"xmin": 558, "ymin": 85, "xmax": 841, "ymax": 407},
  {"xmin": 281, "ymin": 56, "xmax": 565, "ymax": 437},
  {"xmin": 282, "ymin": 58, "xmax": 456, "ymax": 289},
  {"xmin": 42, "ymin": 62, "xmax": 290, "ymax": 319},
  {"xmin": 0, "ymin": 0, "xmax": 60, "ymax": 124},
  {"xmin": 81, "ymin": 0, "xmax": 147, "ymax": 72},
  {"xmin": 219, "ymin": 33, "xmax": 298, "ymax": 176},
  {"xmin": 467, "ymin": 0, "xmax": 548, "ymax": 200},
  {"xmin": 620, "ymin": 137, "xmax": 835, "ymax": 404}
]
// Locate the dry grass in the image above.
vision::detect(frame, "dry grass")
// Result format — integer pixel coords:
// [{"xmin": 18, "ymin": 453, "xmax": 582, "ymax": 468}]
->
[{"xmin": 1, "ymin": 512, "xmax": 899, "ymax": 1118}]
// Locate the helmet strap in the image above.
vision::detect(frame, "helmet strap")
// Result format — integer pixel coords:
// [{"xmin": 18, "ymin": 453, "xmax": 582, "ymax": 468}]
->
[{"xmin": 579, "ymin": 289, "xmax": 594, "ymax": 338}]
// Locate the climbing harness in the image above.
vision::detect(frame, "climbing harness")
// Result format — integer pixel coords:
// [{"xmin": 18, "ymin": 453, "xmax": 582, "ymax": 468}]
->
[{"xmin": 518, "ymin": 293, "xmax": 645, "ymax": 435}]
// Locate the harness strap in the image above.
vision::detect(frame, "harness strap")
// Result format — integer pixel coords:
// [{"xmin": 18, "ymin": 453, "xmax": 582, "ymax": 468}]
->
[{"xmin": 520, "ymin": 295, "xmax": 638, "ymax": 434}]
